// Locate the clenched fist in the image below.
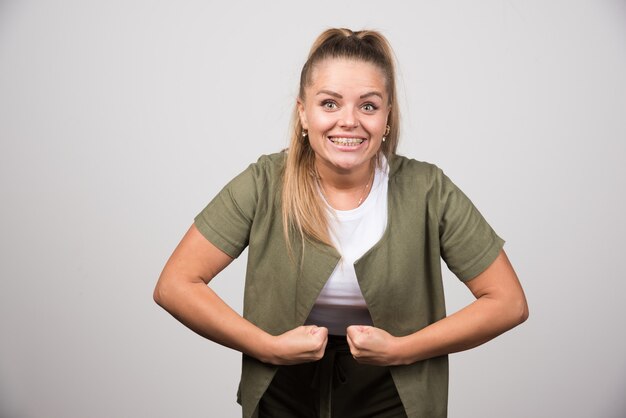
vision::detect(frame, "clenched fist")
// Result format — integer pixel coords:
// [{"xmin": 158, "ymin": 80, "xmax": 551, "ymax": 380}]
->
[
  {"xmin": 266, "ymin": 325, "xmax": 329, "ymax": 365},
  {"xmin": 346, "ymin": 325, "xmax": 405, "ymax": 366}
]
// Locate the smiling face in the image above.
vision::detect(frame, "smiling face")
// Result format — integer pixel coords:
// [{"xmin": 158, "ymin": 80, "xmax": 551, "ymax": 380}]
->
[{"xmin": 297, "ymin": 58, "xmax": 391, "ymax": 176}]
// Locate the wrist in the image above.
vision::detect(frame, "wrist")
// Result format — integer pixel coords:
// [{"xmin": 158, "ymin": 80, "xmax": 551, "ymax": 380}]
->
[
  {"xmin": 395, "ymin": 334, "xmax": 423, "ymax": 365},
  {"xmin": 250, "ymin": 331, "xmax": 278, "ymax": 364},
  {"xmin": 391, "ymin": 335, "xmax": 408, "ymax": 365}
]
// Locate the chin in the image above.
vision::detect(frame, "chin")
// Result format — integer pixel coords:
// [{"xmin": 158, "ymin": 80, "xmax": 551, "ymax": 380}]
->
[{"xmin": 329, "ymin": 158, "xmax": 369, "ymax": 172}]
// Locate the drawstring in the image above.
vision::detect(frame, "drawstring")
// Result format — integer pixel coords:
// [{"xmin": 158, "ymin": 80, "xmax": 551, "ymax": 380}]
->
[{"xmin": 310, "ymin": 336, "xmax": 350, "ymax": 418}]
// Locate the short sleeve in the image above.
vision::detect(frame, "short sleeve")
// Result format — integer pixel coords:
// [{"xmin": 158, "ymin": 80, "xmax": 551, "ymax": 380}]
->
[
  {"xmin": 437, "ymin": 170, "xmax": 505, "ymax": 281},
  {"xmin": 194, "ymin": 163, "xmax": 260, "ymax": 259}
]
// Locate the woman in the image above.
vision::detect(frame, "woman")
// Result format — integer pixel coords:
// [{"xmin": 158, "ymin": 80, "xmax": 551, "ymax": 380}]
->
[{"xmin": 154, "ymin": 28, "xmax": 528, "ymax": 418}]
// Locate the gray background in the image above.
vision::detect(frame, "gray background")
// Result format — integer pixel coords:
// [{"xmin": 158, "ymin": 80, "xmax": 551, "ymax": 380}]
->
[{"xmin": 1, "ymin": 1, "xmax": 625, "ymax": 417}]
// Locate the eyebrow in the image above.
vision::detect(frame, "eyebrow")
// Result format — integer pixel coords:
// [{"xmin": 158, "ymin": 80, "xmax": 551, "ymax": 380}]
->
[
  {"xmin": 359, "ymin": 91, "xmax": 384, "ymax": 100},
  {"xmin": 316, "ymin": 90, "xmax": 384, "ymax": 100}
]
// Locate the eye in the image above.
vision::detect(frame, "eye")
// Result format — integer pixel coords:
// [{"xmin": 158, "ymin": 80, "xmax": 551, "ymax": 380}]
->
[
  {"xmin": 321, "ymin": 100, "xmax": 338, "ymax": 110},
  {"xmin": 362, "ymin": 103, "xmax": 378, "ymax": 112}
]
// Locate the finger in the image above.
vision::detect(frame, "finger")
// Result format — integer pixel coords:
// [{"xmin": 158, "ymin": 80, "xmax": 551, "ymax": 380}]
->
[
  {"xmin": 308, "ymin": 328, "xmax": 328, "ymax": 352},
  {"xmin": 346, "ymin": 338, "xmax": 359, "ymax": 357},
  {"xmin": 317, "ymin": 328, "xmax": 329, "ymax": 352},
  {"xmin": 347, "ymin": 327, "xmax": 368, "ymax": 348},
  {"xmin": 346, "ymin": 325, "xmax": 362, "ymax": 337},
  {"xmin": 316, "ymin": 326, "xmax": 328, "ymax": 338},
  {"xmin": 356, "ymin": 325, "xmax": 371, "ymax": 334},
  {"xmin": 347, "ymin": 325, "xmax": 370, "ymax": 339},
  {"xmin": 307, "ymin": 325, "xmax": 320, "ymax": 334},
  {"xmin": 319, "ymin": 336, "xmax": 328, "ymax": 354},
  {"xmin": 309, "ymin": 328, "xmax": 327, "ymax": 345},
  {"xmin": 346, "ymin": 331, "xmax": 355, "ymax": 348},
  {"xmin": 346, "ymin": 327, "xmax": 359, "ymax": 346}
]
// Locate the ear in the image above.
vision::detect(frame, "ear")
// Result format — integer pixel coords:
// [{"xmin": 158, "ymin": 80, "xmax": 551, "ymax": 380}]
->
[{"xmin": 297, "ymin": 98, "xmax": 308, "ymax": 129}]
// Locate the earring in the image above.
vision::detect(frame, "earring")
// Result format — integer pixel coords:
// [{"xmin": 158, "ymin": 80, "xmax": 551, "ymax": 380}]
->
[
  {"xmin": 382, "ymin": 125, "xmax": 390, "ymax": 143},
  {"xmin": 302, "ymin": 129, "xmax": 308, "ymax": 139}
]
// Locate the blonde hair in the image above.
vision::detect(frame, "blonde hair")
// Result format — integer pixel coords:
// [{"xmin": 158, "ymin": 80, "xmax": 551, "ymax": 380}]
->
[{"xmin": 282, "ymin": 28, "xmax": 400, "ymax": 251}]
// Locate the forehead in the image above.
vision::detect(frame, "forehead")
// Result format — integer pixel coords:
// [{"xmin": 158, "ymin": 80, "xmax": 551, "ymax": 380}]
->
[{"xmin": 307, "ymin": 58, "xmax": 387, "ymax": 92}]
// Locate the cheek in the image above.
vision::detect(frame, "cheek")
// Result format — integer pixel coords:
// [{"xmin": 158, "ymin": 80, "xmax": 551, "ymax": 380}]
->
[
  {"xmin": 364, "ymin": 117, "xmax": 388, "ymax": 135},
  {"xmin": 308, "ymin": 112, "xmax": 335, "ymax": 132}
]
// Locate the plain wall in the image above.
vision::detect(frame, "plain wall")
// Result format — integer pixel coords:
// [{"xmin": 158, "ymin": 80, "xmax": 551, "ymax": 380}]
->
[{"xmin": 1, "ymin": 1, "xmax": 625, "ymax": 417}]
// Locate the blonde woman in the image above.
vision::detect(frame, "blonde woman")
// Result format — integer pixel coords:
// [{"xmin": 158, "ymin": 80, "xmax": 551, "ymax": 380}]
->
[{"xmin": 154, "ymin": 28, "xmax": 528, "ymax": 418}]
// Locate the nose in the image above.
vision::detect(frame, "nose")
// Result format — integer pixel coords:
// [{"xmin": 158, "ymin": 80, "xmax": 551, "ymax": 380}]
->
[{"xmin": 338, "ymin": 107, "xmax": 359, "ymax": 128}]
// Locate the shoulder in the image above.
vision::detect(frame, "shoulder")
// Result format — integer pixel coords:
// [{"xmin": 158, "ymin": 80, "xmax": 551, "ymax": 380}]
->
[
  {"xmin": 388, "ymin": 154, "xmax": 445, "ymax": 187},
  {"xmin": 242, "ymin": 152, "xmax": 286, "ymax": 183},
  {"xmin": 226, "ymin": 152, "xmax": 286, "ymax": 190},
  {"xmin": 200, "ymin": 152, "xmax": 285, "ymax": 224},
  {"xmin": 253, "ymin": 152, "xmax": 287, "ymax": 169},
  {"xmin": 388, "ymin": 154, "xmax": 465, "ymax": 213}
]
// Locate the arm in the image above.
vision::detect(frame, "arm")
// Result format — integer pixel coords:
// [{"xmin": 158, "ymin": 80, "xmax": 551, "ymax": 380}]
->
[
  {"xmin": 154, "ymin": 224, "xmax": 328, "ymax": 365},
  {"xmin": 347, "ymin": 249, "xmax": 528, "ymax": 365}
]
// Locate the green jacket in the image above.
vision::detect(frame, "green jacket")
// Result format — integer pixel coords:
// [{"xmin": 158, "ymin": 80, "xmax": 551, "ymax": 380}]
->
[{"xmin": 195, "ymin": 152, "xmax": 504, "ymax": 418}]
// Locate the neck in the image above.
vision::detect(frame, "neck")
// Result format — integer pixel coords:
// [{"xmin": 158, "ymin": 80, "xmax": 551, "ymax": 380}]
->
[
  {"xmin": 315, "ymin": 159, "xmax": 375, "ymax": 191},
  {"xmin": 315, "ymin": 159, "xmax": 376, "ymax": 210}
]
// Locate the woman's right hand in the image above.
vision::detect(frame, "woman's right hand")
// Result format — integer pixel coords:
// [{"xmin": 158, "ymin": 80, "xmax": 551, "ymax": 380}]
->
[
  {"xmin": 155, "ymin": 225, "xmax": 329, "ymax": 366},
  {"xmin": 264, "ymin": 325, "xmax": 328, "ymax": 365}
]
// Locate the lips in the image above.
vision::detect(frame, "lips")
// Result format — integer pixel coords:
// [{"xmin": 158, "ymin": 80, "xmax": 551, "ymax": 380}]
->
[{"xmin": 328, "ymin": 136, "xmax": 366, "ymax": 146}]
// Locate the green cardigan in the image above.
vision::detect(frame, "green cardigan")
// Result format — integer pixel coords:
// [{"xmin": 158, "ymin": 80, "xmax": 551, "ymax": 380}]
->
[{"xmin": 195, "ymin": 152, "xmax": 504, "ymax": 418}]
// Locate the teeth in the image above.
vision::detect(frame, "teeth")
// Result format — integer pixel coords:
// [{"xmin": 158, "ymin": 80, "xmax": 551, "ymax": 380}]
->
[{"xmin": 330, "ymin": 137, "xmax": 365, "ymax": 146}]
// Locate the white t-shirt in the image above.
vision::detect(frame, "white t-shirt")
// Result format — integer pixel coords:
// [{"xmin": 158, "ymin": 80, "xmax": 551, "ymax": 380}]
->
[{"xmin": 305, "ymin": 161, "xmax": 389, "ymax": 335}]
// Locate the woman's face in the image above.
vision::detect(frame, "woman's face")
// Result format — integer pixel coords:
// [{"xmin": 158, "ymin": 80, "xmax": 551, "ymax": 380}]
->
[{"xmin": 298, "ymin": 58, "xmax": 391, "ymax": 175}]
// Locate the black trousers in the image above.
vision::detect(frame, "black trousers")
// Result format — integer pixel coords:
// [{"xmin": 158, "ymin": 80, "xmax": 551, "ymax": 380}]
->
[{"xmin": 259, "ymin": 335, "xmax": 407, "ymax": 418}]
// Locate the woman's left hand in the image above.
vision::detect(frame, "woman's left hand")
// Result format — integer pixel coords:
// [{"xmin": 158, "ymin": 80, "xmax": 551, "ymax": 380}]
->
[
  {"xmin": 346, "ymin": 325, "xmax": 405, "ymax": 366},
  {"xmin": 347, "ymin": 251, "xmax": 528, "ymax": 367}
]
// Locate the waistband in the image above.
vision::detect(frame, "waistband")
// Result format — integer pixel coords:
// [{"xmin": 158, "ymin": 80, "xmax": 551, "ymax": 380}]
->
[{"xmin": 311, "ymin": 335, "xmax": 351, "ymax": 418}]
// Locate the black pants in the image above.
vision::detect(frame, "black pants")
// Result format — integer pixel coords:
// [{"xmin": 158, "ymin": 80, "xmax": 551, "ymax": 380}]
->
[{"xmin": 259, "ymin": 335, "xmax": 407, "ymax": 418}]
